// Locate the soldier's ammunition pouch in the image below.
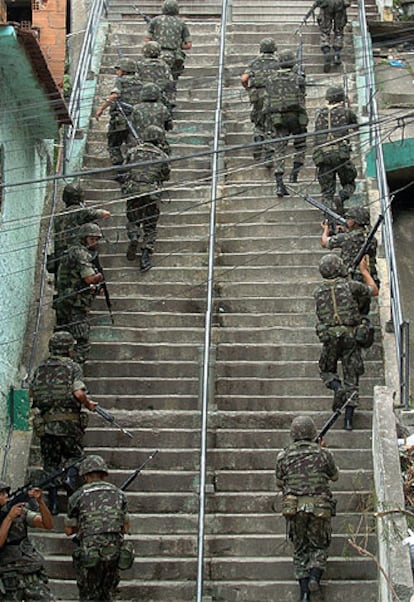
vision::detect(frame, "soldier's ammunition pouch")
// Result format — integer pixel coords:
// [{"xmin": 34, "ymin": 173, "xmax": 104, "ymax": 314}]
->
[
  {"xmin": 316, "ymin": 323, "xmax": 330, "ymax": 343},
  {"xmin": 354, "ymin": 318, "xmax": 375, "ymax": 348},
  {"xmin": 297, "ymin": 495, "xmax": 333, "ymax": 519},
  {"xmin": 118, "ymin": 540, "xmax": 135, "ymax": 570},
  {"xmin": 78, "ymin": 546, "xmax": 101, "ymax": 569},
  {"xmin": 79, "ymin": 412, "xmax": 89, "ymax": 432},
  {"xmin": 282, "ymin": 494, "xmax": 298, "ymax": 518},
  {"xmin": 298, "ymin": 111, "xmax": 309, "ymax": 127},
  {"xmin": 33, "ymin": 413, "xmax": 45, "ymax": 437},
  {"xmin": 330, "ymin": 497, "xmax": 337, "ymax": 517},
  {"xmin": 1, "ymin": 573, "xmax": 18, "ymax": 591}
]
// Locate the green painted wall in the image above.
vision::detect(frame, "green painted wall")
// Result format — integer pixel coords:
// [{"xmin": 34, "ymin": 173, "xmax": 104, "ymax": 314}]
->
[{"xmin": 366, "ymin": 138, "xmax": 414, "ymax": 177}]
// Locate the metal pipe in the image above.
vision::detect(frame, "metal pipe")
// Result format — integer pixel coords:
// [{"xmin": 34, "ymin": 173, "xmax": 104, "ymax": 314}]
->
[
  {"xmin": 196, "ymin": 1, "xmax": 229, "ymax": 599},
  {"xmin": 357, "ymin": 0, "xmax": 409, "ymax": 404}
]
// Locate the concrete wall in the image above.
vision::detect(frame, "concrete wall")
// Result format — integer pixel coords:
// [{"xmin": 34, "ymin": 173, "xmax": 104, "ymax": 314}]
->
[
  {"xmin": 375, "ymin": 0, "xmax": 394, "ymax": 21},
  {"xmin": 0, "ymin": 77, "xmax": 54, "ymax": 471}
]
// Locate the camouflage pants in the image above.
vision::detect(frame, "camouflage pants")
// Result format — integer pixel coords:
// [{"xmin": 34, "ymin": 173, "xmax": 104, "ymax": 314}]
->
[
  {"xmin": 288, "ymin": 512, "xmax": 332, "ymax": 579},
  {"xmin": 316, "ymin": 153, "xmax": 357, "ymax": 210},
  {"xmin": 248, "ymin": 87, "xmax": 267, "ymax": 136},
  {"xmin": 0, "ymin": 569, "xmax": 54, "ymax": 601},
  {"xmin": 126, "ymin": 192, "xmax": 161, "ymax": 252},
  {"xmin": 40, "ymin": 433, "xmax": 83, "ymax": 476},
  {"xmin": 55, "ymin": 305, "xmax": 91, "ymax": 364},
  {"xmin": 319, "ymin": 328, "xmax": 364, "ymax": 407},
  {"xmin": 266, "ymin": 111, "xmax": 308, "ymax": 174},
  {"xmin": 107, "ymin": 125, "xmax": 129, "ymax": 166},
  {"xmin": 160, "ymin": 49, "xmax": 185, "ymax": 80},
  {"xmin": 318, "ymin": 6, "xmax": 347, "ymax": 50},
  {"xmin": 73, "ymin": 536, "xmax": 121, "ymax": 602}
]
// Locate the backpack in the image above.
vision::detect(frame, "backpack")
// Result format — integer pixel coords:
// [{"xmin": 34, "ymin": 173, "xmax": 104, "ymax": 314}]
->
[{"xmin": 265, "ymin": 70, "xmax": 302, "ymax": 113}]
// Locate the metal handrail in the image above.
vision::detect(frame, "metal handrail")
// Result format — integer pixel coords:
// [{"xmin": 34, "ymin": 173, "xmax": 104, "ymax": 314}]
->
[
  {"xmin": 65, "ymin": 0, "xmax": 108, "ymax": 163},
  {"xmin": 357, "ymin": 0, "xmax": 410, "ymax": 408},
  {"xmin": 195, "ymin": 0, "xmax": 229, "ymax": 600}
]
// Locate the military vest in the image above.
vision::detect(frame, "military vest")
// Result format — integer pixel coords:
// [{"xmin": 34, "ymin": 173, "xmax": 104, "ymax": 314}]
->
[
  {"xmin": 149, "ymin": 15, "xmax": 184, "ymax": 50},
  {"xmin": 315, "ymin": 278, "xmax": 361, "ymax": 326},
  {"xmin": 75, "ymin": 482, "xmax": 126, "ymax": 538},
  {"xmin": 131, "ymin": 101, "xmax": 170, "ymax": 134},
  {"xmin": 136, "ymin": 59, "xmax": 171, "ymax": 91},
  {"xmin": 265, "ymin": 69, "xmax": 303, "ymax": 113},
  {"xmin": 31, "ymin": 356, "xmax": 77, "ymax": 413},
  {"xmin": 248, "ymin": 56, "xmax": 280, "ymax": 88},
  {"xmin": 125, "ymin": 143, "xmax": 169, "ymax": 185},
  {"xmin": 116, "ymin": 75, "xmax": 142, "ymax": 110},
  {"xmin": 280, "ymin": 442, "xmax": 333, "ymax": 497},
  {"xmin": 314, "ymin": 104, "xmax": 355, "ymax": 150},
  {"xmin": 56, "ymin": 245, "xmax": 96, "ymax": 309},
  {"xmin": 0, "ymin": 511, "xmax": 44, "ymax": 572}
]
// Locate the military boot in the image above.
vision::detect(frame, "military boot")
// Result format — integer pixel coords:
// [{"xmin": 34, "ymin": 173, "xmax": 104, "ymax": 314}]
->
[
  {"xmin": 47, "ymin": 486, "xmax": 59, "ymax": 515},
  {"xmin": 333, "ymin": 48, "xmax": 341, "ymax": 65},
  {"xmin": 322, "ymin": 46, "xmax": 331, "ymax": 73},
  {"xmin": 309, "ymin": 568, "xmax": 324, "ymax": 600},
  {"xmin": 275, "ymin": 174, "xmax": 289, "ymax": 197},
  {"xmin": 299, "ymin": 577, "xmax": 310, "ymax": 601},
  {"xmin": 126, "ymin": 239, "xmax": 138, "ymax": 261},
  {"xmin": 344, "ymin": 405, "xmax": 354, "ymax": 431},
  {"xmin": 289, "ymin": 162, "xmax": 302, "ymax": 183},
  {"xmin": 140, "ymin": 248, "xmax": 152, "ymax": 272},
  {"xmin": 253, "ymin": 135, "xmax": 265, "ymax": 161}
]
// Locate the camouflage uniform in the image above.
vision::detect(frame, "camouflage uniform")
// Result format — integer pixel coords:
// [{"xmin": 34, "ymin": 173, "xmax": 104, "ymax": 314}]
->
[
  {"xmin": 314, "ymin": 254, "xmax": 374, "ymax": 411},
  {"xmin": 130, "ymin": 83, "xmax": 173, "ymax": 145},
  {"xmin": 65, "ymin": 456, "xmax": 130, "ymax": 602},
  {"xmin": 0, "ymin": 497, "xmax": 54, "ymax": 602},
  {"xmin": 264, "ymin": 50, "xmax": 308, "ymax": 195},
  {"xmin": 107, "ymin": 65, "xmax": 142, "ymax": 165},
  {"xmin": 122, "ymin": 128, "xmax": 171, "ymax": 269},
  {"xmin": 313, "ymin": 87, "xmax": 358, "ymax": 212},
  {"xmin": 136, "ymin": 42, "xmax": 175, "ymax": 112},
  {"xmin": 241, "ymin": 38, "xmax": 280, "ymax": 151},
  {"xmin": 313, "ymin": 0, "xmax": 350, "ymax": 63},
  {"xmin": 146, "ymin": 0, "xmax": 192, "ymax": 81},
  {"xmin": 326, "ymin": 207, "xmax": 379, "ymax": 287},
  {"xmin": 52, "ymin": 185, "xmax": 108, "ymax": 273},
  {"xmin": 55, "ymin": 225, "xmax": 102, "ymax": 363},
  {"xmin": 276, "ymin": 416, "xmax": 338, "ymax": 600}
]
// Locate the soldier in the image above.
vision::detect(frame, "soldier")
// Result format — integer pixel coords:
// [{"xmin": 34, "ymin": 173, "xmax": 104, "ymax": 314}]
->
[
  {"xmin": 145, "ymin": 0, "xmax": 192, "ymax": 83},
  {"xmin": 313, "ymin": 86, "xmax": 358, "ymax": 214},
  {"xmin": 130, "ymin": 82, "xmax": 173, "ymax": 144},
  {"xmin": 64, "ymin": 455, "xmax": 131, "ymax": 602},
  {"xmin": 276, "ymin": 416, "xmax": 339, "ymax": 602},
  {"xmin": 95, "ymin": 58, "xmax": 142, "ymax": 169},
  {"xmin": 50, "ymin": 184, "xmax": 110, "ymax": 274},
  {"xmin": 121, "ymin": 126, "xmax": 171, "ymax": 271},
  {"xmin": 304, "ymin": 0, "xmax": 350, "ymax": 72},
  {"xmin": 30, "ymin": 331, "xmax": 97, "ymax": 514},
  {"xmin": 321, "ymin": 205, "xmax": 380, "ymax": 287},
  {"xmin": 240, "ymin": 38, "xmax": 280, "ymax": 162},
  {"xmin": 263, "ymin": 49, "xmax": 308, "ymax": 196},
  {"xmin": 55, "ymin": 222, "xmax": 104, "ymax": 364},
  {"xmin": 136, "ymin": 41, "xmax": 175, "ymax": 113},
  {"xmin": 0, "ymin": 482, "xmax": 54, "ymax": 600},
  {"xmin": 314, "ymin": 253, "xmax": 378, "ymax": 430}
]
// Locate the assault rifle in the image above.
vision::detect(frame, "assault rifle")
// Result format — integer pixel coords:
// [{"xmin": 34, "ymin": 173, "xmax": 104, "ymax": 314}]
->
[
  {"xmin": 343, "ymin": 63, "xmax": 349, "ymax": 108},
  {"xmin": 0, "ymin": 458, "xmax": 84, "ymax": 524},
  {"xmin": 302, "ymin": 193, "xmax": 348, "ymax": 228},
  {"xmin": 296, "ymin": 1, "xmax": 317, "ymax": 33},
  {"xmin": 94, "ymin": 405, "xmax": 133, "ymax": 439},
  {"xmin": 316, "ymin": 391, "xmax": 357, "ymax": 442},
  {"xmin": 134, "ymin": 5, "xmax": 151, "ymax": 24},
  {"xmin": 114, "ymin": 99, "xmax": 142, "ymax": 143},
  {"xmin": 349, "ymin": 214, "xmax": 384, "ymax": 276},
  {"xmin": 296, "ymin": 31, "xmax": 305, "ymax": 77},
  {"xmin": 120, "ymin": 450, "xmax": 159, "ymax": 490},
  {"xmin": 91, "ymin": 251, "xmax": 114, "ymax": 325}
]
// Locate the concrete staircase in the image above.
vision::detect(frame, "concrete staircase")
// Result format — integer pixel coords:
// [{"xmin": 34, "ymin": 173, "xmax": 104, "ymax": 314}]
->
[{"xmin": 29, "ymin": 2, "xmax": 383, "ymax": 601}]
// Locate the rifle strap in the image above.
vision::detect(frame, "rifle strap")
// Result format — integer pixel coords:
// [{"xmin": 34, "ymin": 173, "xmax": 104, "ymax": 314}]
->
[{"xmin": 330, "ymin": 285, "xmax": 342, "ymax": 326}]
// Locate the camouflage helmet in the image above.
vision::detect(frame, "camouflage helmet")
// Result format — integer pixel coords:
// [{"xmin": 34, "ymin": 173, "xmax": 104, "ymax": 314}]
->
[
  {"xmin": 62, "ymin": 184, "xmax": 84, "ymax": 206},
  {"xmin": 319, "ymin": 253, "xmax": 345, "ymax": 279},
  {"xmin": 78, "ymin": 222, "xmax": 102, "ymax": 240},
  {"xmin": 48, "ymin": 331, "xmax": 75, "ymax": 354},
  {"xmin": 162, "ymin": 0, "xmax": 179, "ymax": 15},
  {"xmin": 143, "ymin": 41, "xmax": 161, "ymax": 58},
  {"xmin": 345, "ymin": 206, "xmax": 370, "ymax": 226},
  {"xmin": 259, "ymin": 38, "xmax": 276, "ymax": 54},
  {"xmin": 0, "ymin": 480, "xmax": 10, "ymax": 493},
  {"xmin": 143, "ymin": 125, "xmax": 165, "ymax": 143},
  {"xmin": 79, "ymin": 455, "xmax": 109, "ymax": 476},
  {"xmin": 290, "ymin": 416, "xmax": 317, "ymax": 441},
  {"xmin": 279, "ymin": 49, "xmax": 296, "ymax": 68},
  {"xmin": 115, "ymin": 58, "xmax": 136, "ymax": 74},
  {"xmin": 326, "ymin": 86, "xmax": 345, "ymax": 103},
  {"xmin": 141, "ymin": 82, "xmax": 161, "ymax": 101}
]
